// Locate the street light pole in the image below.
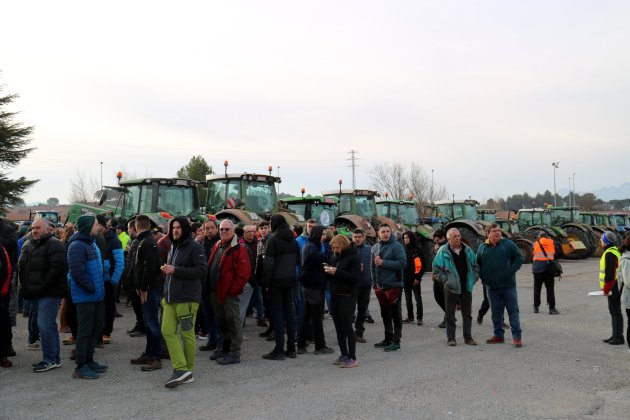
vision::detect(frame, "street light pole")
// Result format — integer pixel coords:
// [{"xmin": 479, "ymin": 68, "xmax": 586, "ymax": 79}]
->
[{"xmin": 552, "ymin": 162, "xmax": 559, "ymax": 206}]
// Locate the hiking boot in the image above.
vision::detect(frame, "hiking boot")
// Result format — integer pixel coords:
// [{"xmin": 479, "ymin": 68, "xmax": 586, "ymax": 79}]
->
[
  {"xmin": 333, "ymin": 355, "xmax": 348, "ymax": 365},
  {"xmin": 313, "ymin": 347, "xmax": 334, "ymax": 355},
  {"xmin": 549, "ymin": 307, "xmax": 560, "ymax": 315},
  {"xmin": 403, "ymin": 317, "xmax": 414, "ymax": 324},
  {"xmin": 486, "ymin": 336, "xmax": 505, "ymax": 344},
  {"xmin": 217, "ymin": 354, "xmax": 240, "ymax": 365},
  {"xmin": 513, "ymin": 338, "xmax": 523, "ymax": 348},
  {"xmin": 262, "ymin": 351, "xmax": 285, "ymax": 361},
  {"xmin": 141, "ymin": 359, "xmax": 162, "ymax": 371},
  {"xmin": 164, "ymin": 370, "xmax": 192, "ymax": 388},
  {"xmin": 62, "ymin": 336, "xmax": 76, "ymax": 345},
  {"xmin": 355, "ymin": 334, "xmax": 366, "ymax": 343},
  {"xmin": 130, "ymin": 353, "xmax": 152, "ymax": 365},
  {"xmin": 533, "ymin": 306, "xmax": 539, "ymax": 313},
  {"xmin": 209, "ymin": 350, "xmax": 226, "ymax": 360},
  {"xmin": 88, "ymin": 362, "xmax": 108, "ymax": 373},
  {"xmin": 33, "ymin": 361, "xmax": 61, "ymax": 372},
  {"xmin": 73, "ymin": 365, "xmax": 99, "ymax": 379},
  {"xmin": 374, "ymin": 340, "xmax": 391, "ymax": 348},
  {"xmin": 608, "ymin": 337, "xmax": 625, "ymax": 345},
  {"xmin": 464, "ymin": 338, "xmax": 478, "ymax": 346},
  {"xmin": 384, "ymin": 342, "xmax": 401, "ymax": 352},
  {"xmin": 341, "ymin": 358, "xmax": 360, "ymax": 368},
  {"xmin": 284, "ymin": 349, "xmax": 297, "ymax": 359},
  {"xmin": 447, "ymin": 340, "xmax": 456, "ymax": 347}
]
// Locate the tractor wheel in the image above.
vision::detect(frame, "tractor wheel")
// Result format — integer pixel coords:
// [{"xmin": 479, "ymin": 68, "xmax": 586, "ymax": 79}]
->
[
  {"xmin": 514, "ymin": 239, "xmax": 533, "ymax": 264},
  {"xmin": 459, "ymin": 226, "xmax": 482, "ymax": 253},
  {"xmin": 591, "ymin": 230, "xmax": 604, "ymax": 257},
  {"xmin": 564, "ymin": 227, "xmax": 591, "ymax": 260}
]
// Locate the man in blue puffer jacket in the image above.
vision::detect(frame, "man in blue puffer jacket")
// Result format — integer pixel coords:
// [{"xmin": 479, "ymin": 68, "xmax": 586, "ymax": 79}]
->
[{"xmin": 67, "ymin": 214, "xmax": 106, "ymax": 379}]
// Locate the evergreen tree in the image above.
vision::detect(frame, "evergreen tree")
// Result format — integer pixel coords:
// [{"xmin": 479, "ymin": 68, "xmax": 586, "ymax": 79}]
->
[
  {"xmin": 177, "ymin": 155, "xmax": 213, "ymax": 206},
  {"xmin": 0, "ymin": 86, "xmax": 37, "ymax": 213}
]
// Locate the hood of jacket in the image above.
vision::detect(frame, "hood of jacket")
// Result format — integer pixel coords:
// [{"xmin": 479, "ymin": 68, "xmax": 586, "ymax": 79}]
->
[
  {"xmin": 168, "ymin": 216, "xmax": 191, "ymax": 245},
  {"xmin": 308, "ymin": 226, "xmax": 325, "ymax": 247},
  {"xmin": 403, "ymin": 232, "xmax": 417, "ymax": 249},
  {"xmin": 271, "ymin": 214, "xmax": 289, "ymax": 232}
]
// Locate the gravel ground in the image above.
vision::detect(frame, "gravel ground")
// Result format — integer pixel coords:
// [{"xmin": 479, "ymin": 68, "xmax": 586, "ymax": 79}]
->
[{"xmin": 2, "ymin": 258, "xmax": 630, "ymax": 419}]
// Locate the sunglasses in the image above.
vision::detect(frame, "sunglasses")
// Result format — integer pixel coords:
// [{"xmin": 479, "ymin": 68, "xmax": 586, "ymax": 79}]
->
[{"xmin": 219, "ymin": 228, "xmax": 232, "ymax": 232}]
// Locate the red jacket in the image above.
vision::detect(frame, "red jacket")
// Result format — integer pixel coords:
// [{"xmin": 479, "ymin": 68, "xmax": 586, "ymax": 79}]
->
[{"xmin": 208, "ymin": 235, "xmax": 251, "ymax": 304}]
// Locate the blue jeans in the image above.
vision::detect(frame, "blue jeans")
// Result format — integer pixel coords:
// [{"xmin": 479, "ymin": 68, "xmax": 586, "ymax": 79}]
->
[
  {"xmin": 249, "ymin": 283, "xmax": 265, "ymax": 320},
  {"xmin": 33, "ymin": 297, "xmax": 61, "ymax": 364},
  {"xmin": 487, "ymin": 287, "xmax": 522, "ymax": 339},
  {"xmin": 202, "ymin": 294, "xmax": 222, "ymax": 347},
  {"xmin": 26, "ymin": 299, "xmax": 40, "ymax": 344},
  {"xmin": 141, "ymin": 288, "xmax": 163, "ymax": 359},
  {"xmin": 239, "ymin": 283, "xmax": 255, "ymax": 324}
]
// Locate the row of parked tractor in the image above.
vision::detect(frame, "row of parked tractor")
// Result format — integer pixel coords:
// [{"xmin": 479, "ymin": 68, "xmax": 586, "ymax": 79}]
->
[{"xmin": 40, "ymin": 165, "xmax": 626, "ymax": 268}]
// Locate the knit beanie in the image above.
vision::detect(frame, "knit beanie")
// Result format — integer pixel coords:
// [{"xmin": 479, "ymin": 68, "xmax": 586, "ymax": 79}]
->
[
  {"xmin": 77, "ymin": 215, "xmax": 96, "ymax": 236},
  {"xmin": 601, "ymin": 231, "xmax": 617, "ymax": 246},
  {"xmin": 96, "ymin": 214, "xmax": 108, "ymax": 228}
]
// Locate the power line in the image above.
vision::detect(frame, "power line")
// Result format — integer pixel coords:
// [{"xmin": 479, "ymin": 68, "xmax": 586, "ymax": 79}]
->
[{"xmin": 347, "ymin": 150, "xmax": 359, "ymax": 189}]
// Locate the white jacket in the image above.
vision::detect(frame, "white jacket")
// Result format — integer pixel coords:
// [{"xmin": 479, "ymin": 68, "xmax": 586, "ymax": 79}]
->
[{"xmin": 617, "ymin": 251, "xmax": 630, "ymax": 310}]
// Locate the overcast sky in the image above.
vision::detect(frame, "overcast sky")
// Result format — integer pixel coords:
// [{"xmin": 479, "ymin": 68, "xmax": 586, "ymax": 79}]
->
[{"xmin": 2, "ymin": 1, "xmax": 629, "ymax": 205}]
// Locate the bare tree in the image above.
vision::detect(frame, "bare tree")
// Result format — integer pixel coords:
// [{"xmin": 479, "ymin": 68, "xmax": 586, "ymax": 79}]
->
[
  {"xmin": 69, "ymin": 170, "xmax": 100, "ymax": 204},
  {"xmin": 369, "ymin": 162, "xmax": 409, "ymax": 200}
]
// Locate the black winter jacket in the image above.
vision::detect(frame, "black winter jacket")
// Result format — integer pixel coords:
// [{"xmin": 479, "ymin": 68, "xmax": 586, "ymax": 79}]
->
[
  {"xmin": 133, "ymin": 230, "xmax": 162, "ymax": 291},
  {"xmin": 18, "ymin": 233, "xmax": 68, "ymax": 299},
  {"xmin": 328, "ymin": 246, "xmax": 360, "ymax": 296},
  {"xmin": 263, "ymin": 226, "xmax": 300, "ymax": 288}
]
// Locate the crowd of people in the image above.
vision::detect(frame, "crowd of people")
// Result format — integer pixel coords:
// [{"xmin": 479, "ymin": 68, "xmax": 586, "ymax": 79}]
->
[{"xmin": 1, "ymin": 214, "xmax": 630, "ymax": 389}]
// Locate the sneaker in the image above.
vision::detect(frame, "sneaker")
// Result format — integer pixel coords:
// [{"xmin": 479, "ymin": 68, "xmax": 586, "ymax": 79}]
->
[
  {"xmin": 130, "ymin": 353, "xmax": 153, "ymax": 365},
  {"xmin": 73, "ymin": 365, "xmax": 99, "ymax": 379},
  {"xmin": 403, "ymin": 317, "xmax": 413, "ymax": 324},
  {"xmin": 608, "ymin": 337, "xmax": 625, "ymax": 345},
  {"xmin": 477, "ymin": 316, "xmax": 483, "ymax": 325},
  {"xmin": 62, "ymin": 336, "xmax": 76, "ymax": 346},
  {"xmin": 333, "ymin": 355, "xmax": 348, "ymax": 365},
  {"xmin": 533, "ymin": 306, "xmax": 539, "ymax": 313},
  {"xmin": 384, "ymin": 342, "xmax": 401, "ymax": 352},
  {"xmin": 486, "ymin": 336, "xmax": 505, "ymax": 344},
  {"xmin": 447, "ymin": 340, "xmax": 456, "ymax": 347},
  {"xmin": 141, "ymin": 359, "xmax": 162, "ymax": 371},
  {"xmin": 438, "ymin": 320, "xmax": 446, "ymax": 329},
  {"xmin": 128, "ymin": 330, "xmax": 146, "ymax": 337},
  {"xmin": 365, "ymin": 315, "xmax": 375, "ymax": 324},
  {"xmin": 341, "ymin": 358, "xmax": 360, "ymax": 368},
  {"xmin": 0, "ymin": 357, "xmax": 12, "ymax": 368},
  {"xmin": 355, "ymin": 335, "xmax": 366, "ymax": 343},
  {"xmin": 417, "ymin": 319, "xmax": 423, "ymax": 326},
  {"xmin": 196, "ymin": 333, "xmax": 208, "ymax": 340},
  {"xmin": 209, "ymin": 350, "xmax": 226, "ymax": 361},
  {"xmin": 33, "ymin": 361, "xmax": 61, "ymax": 372},
  {"xmin": 464, "ymin": 338, "xmax": 478, "ymax": 346},
  {"xmin": 262, "ymin": 351, "xmax": 285, "ymax": 361},
  {"xmin": 88, "ymin": 361, "xmax": 108, "ymax": 373},
  {"xmin": 102, "ymin": 335, "xmax": 111, "ymax": 344},
  {"xmin": 182, "ymin": 374, "xmax": 195, "ymax": 384},
  {"xmin": 549, "ymin": 307, "xmax": 560, "ymax": 315},
  {"xmin": 26, "ymin": 341, "xmax": 41, "ymax": 350},
  {"xmin": 513, "ymin": 338, "xmax": 523, "ymax": 348},
  {"xmin": 164, "ymin": 370, "xmax": 192, "ymax": 389},
  {"xmin": 313, "ymin": 347, "xmax": 334, "ymax": 355},
  {"xmin": 284, "ymin": 350, "xmax": 297, "ymax": 359},
  {"xmin": 217, "ymin": 354, "xmax": 241, "ymax": 365},
  {"xmin": 603, "ymin": 336, "xmax": 614, "ymax": 343},
  {"xmin": 374, "ymin": 340, "xmax": 391, "ymax": 348}
]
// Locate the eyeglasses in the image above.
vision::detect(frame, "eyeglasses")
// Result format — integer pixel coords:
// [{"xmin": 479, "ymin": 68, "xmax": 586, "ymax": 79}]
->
[{"xmin": 219, "ymin": 228, "xmax": 232, "ymax": 232}]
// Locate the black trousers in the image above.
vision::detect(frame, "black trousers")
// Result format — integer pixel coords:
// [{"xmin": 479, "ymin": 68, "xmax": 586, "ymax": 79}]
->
[
  {"xmin": 433, "ymin": 280, "xmax": 445, "ymax": 313},
  {"xmin": 76, "ymin": 301, "xmax": 105, "ymax": 368},
  {"xmin": 64, "ymin": 292, "xmax": 78, "ymax": 338},
  {"xmin": 378, "ymin": 288, "xmax": 402, "ymax": 344},
  {"xmin": 331, "ymin": 294, "xmax": 357, "ymax": 359},
  {"xmin": 102, "ymin": 282, "xmax": 116, "ymax": 336},
  {"xmin": 533, "ymin": 272, "xmax": 555, "ymax": 308},
  {"xmin": 404, "ymin": 280, "xmax": 423, "ymax": 320},
  {"xmin": 608, "ymin": 284, "xmax": 624, "ymax": 338},
  {"xmin": 130, "ymin": 291, "xmax": 145, "ymax": 332},
  {"xmin": 298, "ymin": 288, "xmax": 326, "ymax": 349},
  {"xmin": 478, "ymin": 285, "xmax": 490, "ymax": 318},
  {"xmin": 354, "ymin": 287, "xmax": 371, "ymax": 337},
  {"xmin": 445, "ymin": 289, "xmax": 472, "ymax": 341},
  {"xmin": 0, "ymin": 293, "xmax": 13, "ymax": 357}
]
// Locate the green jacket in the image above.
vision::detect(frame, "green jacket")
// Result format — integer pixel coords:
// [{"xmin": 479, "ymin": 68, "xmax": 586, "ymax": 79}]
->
[
  {"xmin": 476, "ymin": 238, "xmax": 523, "ymax": 289},
  {"xmin": 432, "ymin": 243, "xmax": 479, "ymax": 294}
]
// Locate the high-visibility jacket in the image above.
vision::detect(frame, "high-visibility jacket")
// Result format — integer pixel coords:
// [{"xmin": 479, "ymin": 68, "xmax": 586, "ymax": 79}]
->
[
  {"xmin": 599, "ymin": 246, "xmax": 621, "ymax": 290},
  {"xmin": 533, "ymin": 237, "xmax": 555, "ymax": 261}
]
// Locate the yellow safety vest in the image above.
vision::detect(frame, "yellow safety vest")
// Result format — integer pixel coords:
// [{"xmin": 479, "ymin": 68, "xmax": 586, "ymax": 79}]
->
[{"xmin": 599, "ymin": 247, "xmax": 621, "ymax": 289}]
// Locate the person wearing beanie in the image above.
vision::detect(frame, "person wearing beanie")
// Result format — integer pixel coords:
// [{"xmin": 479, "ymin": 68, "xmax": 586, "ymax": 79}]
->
[
  {"xmin": 67, "ymin": 214, "xmax": 107, "ymax": 379},
  {"xmin": 599, "ymin": 231, "xmax": 624, "ymax": 345},
  {"xmin": 262, "ymin": 214, "xmax": 300, "ymax": 360},
  {"xmin": 160, "ymin": 216, "xmax": 207, "ymax": 388},
  {"xmin": 98, "ymin": 216, "xmax": 124, "ymax": 345}
]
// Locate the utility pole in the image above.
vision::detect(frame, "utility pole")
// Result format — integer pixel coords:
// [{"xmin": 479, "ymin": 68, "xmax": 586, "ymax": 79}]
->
[
  {"xmin": 552, "ymin": 162, "xmax": 559, "ymax": 206},
  {"xmin": 430, "ymin": 169, "xmax": 434, "ymax": 204},
  {"xmin": 572, "ymin": 172, "xmax": 576, "ymax": 207},
  {"xmin": 100, "ymin": 161, "xmax": 103, "ymax": 192},
  {"xmin": 347, "ymin": 150, "xmax": 359, "ymax": 189}
]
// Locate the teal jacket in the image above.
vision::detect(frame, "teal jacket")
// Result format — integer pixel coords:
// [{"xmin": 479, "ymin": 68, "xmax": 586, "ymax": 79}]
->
[
  {"xmin": 432, "ymin": 243, "xmax": 479, "ymax": 294},
  {"xmin": 370, "ymin": 237, "xmax": 406, "ymax": 289},
  {"xmin": 476, "ymin": 238, "xmax": 523, "ymax": 289}
]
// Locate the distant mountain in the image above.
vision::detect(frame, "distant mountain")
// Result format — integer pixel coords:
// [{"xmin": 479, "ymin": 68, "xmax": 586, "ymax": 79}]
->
[{"xmin": 559, "ymin": 183, "xmax": 630, "ymax": 201}]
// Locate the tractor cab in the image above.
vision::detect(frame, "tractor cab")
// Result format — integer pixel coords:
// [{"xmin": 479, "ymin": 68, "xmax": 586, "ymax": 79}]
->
[
  {"xmin": 279, "ymin": 193, "xmax": 338, "ymax": 227},
  {"xmin": 376, "ymin": 199, "xmax": 420, "ymax": 226}
]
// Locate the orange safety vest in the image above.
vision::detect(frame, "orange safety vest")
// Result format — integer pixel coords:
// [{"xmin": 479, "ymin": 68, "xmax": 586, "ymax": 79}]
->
[
  {"xmin": 414, "ymin": 256, "xmax": 422, "ymax": 274},
  {"xmin": 533, "ymin": 237, "xmax": 555, "ymax": 261}
]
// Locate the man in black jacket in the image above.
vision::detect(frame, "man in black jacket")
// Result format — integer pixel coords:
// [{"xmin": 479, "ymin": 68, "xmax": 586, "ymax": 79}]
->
[
  {"xmin": 129, "ymin": 215, "xmax": 163, "ymax": 371},
  {"xmin": 0, "ymin": 218, "xmax": 17, "ymax": 365},
  {"xmin": 262, "ymin": 215, "xmax": 300, "ymax": 360},
  {"xmin": 18, "ymin": 219, "xmax": 68, "ymax": 372}
]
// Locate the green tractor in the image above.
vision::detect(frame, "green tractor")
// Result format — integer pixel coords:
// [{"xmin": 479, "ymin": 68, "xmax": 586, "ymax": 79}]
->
[
  {"xmin": 279, "ymin": 190, "xmax": 338, "ymax": 227},
  {"xmin": 205, "ymin": 164, "xmax": 303, "ymax": 227},
  {"xmin": 67, "ymin": 175, "xmax": 202, "ymax": 230},
  {"xmin": 478, "ymin": 209, "xmax": 534, "ymax": 263},
  {"xmin": 434, "ymin": 199, "xmax": 486, "ymax": 252},
  {"xmin": 579, "ymin": 211, "xmax": 618, "ymax": 257},
  {"xmin": 376, "ymin": 195, "xmax": 436, "ymax": 268},
  {"xmin": 611, "ymin": 213, "xmax": 630, "ymax": 234},
  {"xmin": 517, "ymin": 208, "xmax": 588, "ymax": 260},
  {"xmin": 547, "ymin": 206, "xmax": 598, "ymax": 258},
  {"xmin": 30, "ymin": 210, "xmax": 63, "ymax": 227},
  {"xmin": 322, "ymin": 188, "xmax": 403, "ymax": 243}
]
